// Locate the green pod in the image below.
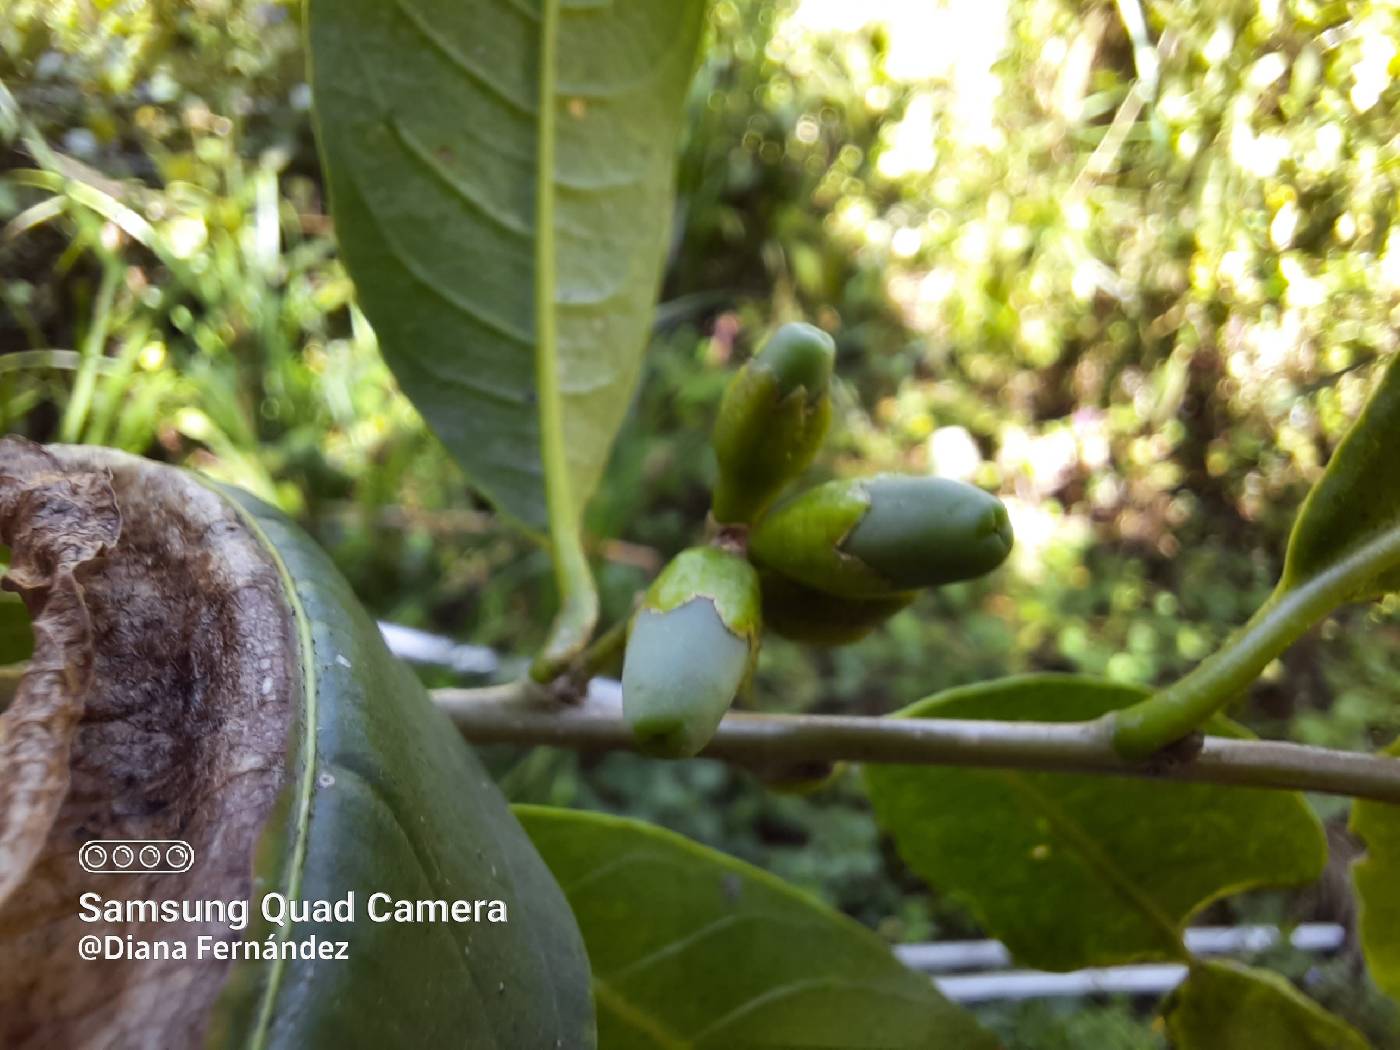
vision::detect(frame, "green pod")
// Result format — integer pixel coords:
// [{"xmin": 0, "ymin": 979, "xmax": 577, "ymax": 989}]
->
[
  {"xmin": 759, "ymin": 570, "xmax": 913, "ymax": 646},
  {"xmin": 749, "ymin": 475, "xmax": 1014, "ymax": 598},
  {"xmin": 711, "ymin": 322, "xmax": 836, "ymax": 525},
  {"xmin": 622, "ymin": 547, "xmax": 761, "ymax": 758}
]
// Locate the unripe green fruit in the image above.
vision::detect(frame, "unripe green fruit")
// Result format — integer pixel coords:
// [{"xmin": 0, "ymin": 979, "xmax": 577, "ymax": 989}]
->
[
  {"xmin": 748, "ymin": 475, "xmax": 1014, "ymax": 598},
  {"xmin": 622, "ymin": 547, "xmax": 761, "ymax": 758},
  {"xmin": 759, "ymin": 570, "xmax": 913, "ymax": 646},
  {"xmin": 711, "ymin": 322, "xmax": 836, "ymax": 525}
]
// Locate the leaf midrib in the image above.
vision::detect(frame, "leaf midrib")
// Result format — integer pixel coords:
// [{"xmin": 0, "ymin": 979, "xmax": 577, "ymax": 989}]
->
[
  {"xmin": 998, "ymin": 770, "xmax": 1188, "ymax": 961},
  {"xmin": 529, "ymin": 0, "xmax": 600, "ymax": 673},
  {"xmin": 595, "ymin": 977, "xmax": 688, "ymax": 1050},
  {"xmin": 534, "ymin": 0, "xmax": 569, "ymax": 538}
]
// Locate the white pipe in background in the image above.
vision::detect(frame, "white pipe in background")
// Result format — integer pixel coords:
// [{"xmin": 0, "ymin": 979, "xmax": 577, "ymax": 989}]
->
[
  {"xmin": 377, "ymin": 621, "xmax": 500, "ymax": 676},
  {"xmin": 935, "ymin": 963, "xmax": 1191, "ymax": 1003},
  {"xmin": 896, "ymin": 923, "xmax": 1345, "ymax": 977},
  {"xmin": 904, "ymin": 924, "xmax": 1345, "ymax": 1002}
]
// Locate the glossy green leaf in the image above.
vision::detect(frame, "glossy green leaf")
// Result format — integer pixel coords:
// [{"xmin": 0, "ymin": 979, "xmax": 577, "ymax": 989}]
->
[
  {"xmin": 1351, "ymin": 740, "xmax": 1400, "ymax": 1002},
  {"xmin": 209, "ymin": 488, "xmax": 594, "ymax": 1049},
  {"xmin": 307, "ymin": 0, "xmax": 707, "ymax": 531},
  {"xmin": 864, "ymin": 675, "xmax": 1326, "ymax": 972},
  {"xmin": 1162, "ymin": 960, "xmax": 1371, "ymax": 1050},
  {"xmin": 1113, "ymin": 355, "xmax": 1400, "ymax": 756},
  {"xmin": 516, "ymin": 806, "xmax": 998, "ymax": 1050}
]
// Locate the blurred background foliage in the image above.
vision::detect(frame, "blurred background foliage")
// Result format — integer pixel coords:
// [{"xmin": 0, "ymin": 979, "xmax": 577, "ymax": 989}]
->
[{"xmin": 3, "ymin": 0, "xmax": 1400, "ymax": 1043}]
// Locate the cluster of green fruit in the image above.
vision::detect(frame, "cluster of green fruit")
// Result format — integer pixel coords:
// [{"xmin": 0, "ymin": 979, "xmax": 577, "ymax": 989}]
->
[{"xmin": 621, "ymin": 323, "xmax": 1015, "ymax": 758}]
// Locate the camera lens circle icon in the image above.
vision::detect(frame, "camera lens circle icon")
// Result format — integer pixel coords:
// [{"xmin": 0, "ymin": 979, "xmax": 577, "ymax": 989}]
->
[
  {"xmin": 80, "ymin": 839, "xmax": 194, "ymax": 873},
  {"xmin": 80, "ymin": 843, "xmax": 107, "ymax": 871}
]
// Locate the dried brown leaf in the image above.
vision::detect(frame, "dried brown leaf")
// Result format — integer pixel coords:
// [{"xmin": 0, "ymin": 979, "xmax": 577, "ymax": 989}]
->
[{"xmin": 0, "ymin": 442, "xmax": 293, "ymax": 1050}]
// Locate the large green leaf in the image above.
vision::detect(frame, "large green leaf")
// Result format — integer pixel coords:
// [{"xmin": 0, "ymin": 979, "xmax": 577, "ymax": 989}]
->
[
  {"xmin": 516, "ymin": 806, "xmax": 998, "ymax": 1050},
  {"xmin": 1351, "ymin": 740, "xmax": 1400, "ymax": 1002},
  {"xmin": 1113, "ymin": 354, "xmax": 1400, "ymax": 756},
  {"xmin": 307, "ymin": 0, "xmax": 706, "ymax": 531},
  {"xmin": 864, "ymin": 676, "xmax": 1326, "ymax": 972},
  {"xmin": 208, "ymin": 486, "xmax": 595, "ymax": 1048},
  {"xmin": 1162, "ymin": 960, "xmax": 1371, "ymax": 1050}
]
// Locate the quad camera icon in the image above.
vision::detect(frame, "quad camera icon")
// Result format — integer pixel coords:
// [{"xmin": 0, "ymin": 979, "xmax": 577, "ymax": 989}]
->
[{"xmin": 79, "ymin": 840, "xmax": 195, "ymax": 875}]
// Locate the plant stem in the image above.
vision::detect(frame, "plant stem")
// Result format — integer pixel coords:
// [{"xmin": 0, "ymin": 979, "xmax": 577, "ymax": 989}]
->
[
  {"xmin": 1109, "ymin": 523, "xmax": 1400, "ymax": 759},
  {"xmin": 431, "ymin": 683, "xmax": 1400, "ymax": 805},
  {"xmin": 573, "ymin": 613, "xmax": 632, "ymax": 681}
]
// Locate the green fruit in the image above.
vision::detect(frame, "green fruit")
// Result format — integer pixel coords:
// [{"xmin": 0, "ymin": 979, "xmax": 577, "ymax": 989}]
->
[
  {"xmin": 711, "ymin": 322, "xmax": 836, "ymax": 525},
  {"xmin": 622, "ymin": 547, "xmax": 761, "ymax": 758},
  {"xmin": 748, "ymin": 475, "xmax": 1014, "ymax": 598},
  {"xmin": 759, "ymin": 570, "xmax": 913, "ymax": 646}
]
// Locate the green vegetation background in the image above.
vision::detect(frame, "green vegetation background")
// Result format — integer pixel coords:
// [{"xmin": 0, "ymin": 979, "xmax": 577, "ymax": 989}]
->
[{"xmin": 2, "ymin": 0, "xmax": 1399, "ymax": 1044}]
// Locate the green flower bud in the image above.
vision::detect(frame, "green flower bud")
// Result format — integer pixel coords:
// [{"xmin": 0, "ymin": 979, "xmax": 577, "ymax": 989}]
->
[
  {"xmin": 711, "ymin": 322, "xmax": 836, "ymax": 525},
  {"xmin": 748, "ymin": 475, "xmax": 1014, "ymax": 598},
  {"xmin": 622, "ymin": 547, "xmax": 761, "ymax": 758},
  {"xmin": 759, "ymin": 569, "xmax": 913, "ymax": 646}
]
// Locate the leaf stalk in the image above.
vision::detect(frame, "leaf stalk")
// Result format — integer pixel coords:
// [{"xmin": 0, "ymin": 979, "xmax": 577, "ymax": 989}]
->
[{"xmin": 1109, "ymin": 524, "xmax": 1400, "ymax": 759}]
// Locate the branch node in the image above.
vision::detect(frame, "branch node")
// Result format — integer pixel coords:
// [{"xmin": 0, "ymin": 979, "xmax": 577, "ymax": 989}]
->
[{"xmin": 1143, "ymin": 730, "xmax": 1206, "ymax": 771}]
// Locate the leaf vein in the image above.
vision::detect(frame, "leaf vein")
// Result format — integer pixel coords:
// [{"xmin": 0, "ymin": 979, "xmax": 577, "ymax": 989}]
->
[
  {"xmin": 393, "ymin": 0, "xmax": 537, "ymax": 118},
  {"xmin": 557, "ymin": 11, "xmax": 704, "ymax": 102},
  {"xmin": 349, "ymin": 168, "xmax": 534, "ymax": 346},
  {"xmin": 605, "ymin": 914, "xmax": 747, "ymax": 982},
  {"xmin": 559, "ymin": 849, "xmax": 660, "ymax": 896},
  {"xmin": 386, "ymin": 117, "xmax": 532, "ymax": 242},
  {"xmin": 691, "ymin": 977, "xmax": 937, "ymax": 1045},
  {"xmin": 594, "ymin": 977, "xmax": 688, "ymax": 1050},
  {"xmin": 999, "ymin": 770, "xmax": 1187, "ymax": 956}
]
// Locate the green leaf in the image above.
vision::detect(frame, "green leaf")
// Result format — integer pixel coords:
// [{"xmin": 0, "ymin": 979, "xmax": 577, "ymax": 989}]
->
[
  {"xmin": 307, "ymin": 0, "xmax": 707, "ymax": 532},
  {"xmin": 1351, "ymin": 740, "xmax": 1400, "ymax": 1002},
  {"xmin": 0, "ymin": 554, "xmax": 32, "ymax": 712},
  {"xmin": 864, "ymin": 675, "xmax": 1326, "ymax": 972},
  {"xmin": 1113, "ymin": 355, "xmax": 1400, "ymax": 757},
  {"xmin": 516, "ymin": 806, "xmax": 998, "ymax": 1050},
  {"xmin": 1283, "ymin": 352, "xmax": 1400, "ymax": 599},
  {"xmin": 209, "ymin": 488, "xmax": 595, "ymax": 1048},
  {"xmin": 0, "ymin": 591, "xmax": 32, "ymax": 665},
  {"xmin": 1162, "ymin": 960, "xmax": 1371, "ymax": 1050}
]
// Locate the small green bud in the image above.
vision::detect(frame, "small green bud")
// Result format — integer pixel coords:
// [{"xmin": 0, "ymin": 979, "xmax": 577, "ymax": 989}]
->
[
  {"xmin": 759, "ymin": 569, "xmax": 913, "ymax": 646},
  {"xmin": 753, "ymin": 322, "xmax": 837, "ymax": 393},
  {"xmin": 622, "ymin": 547, "xmax": 761, "ymax": 758},
  {"xmin": 711, "ymin": 322, "xmax": 836, "ymax": 525},
  {"xmin": 748, "ymin": 475, "xmax": 1014, "ymax": 598}
]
